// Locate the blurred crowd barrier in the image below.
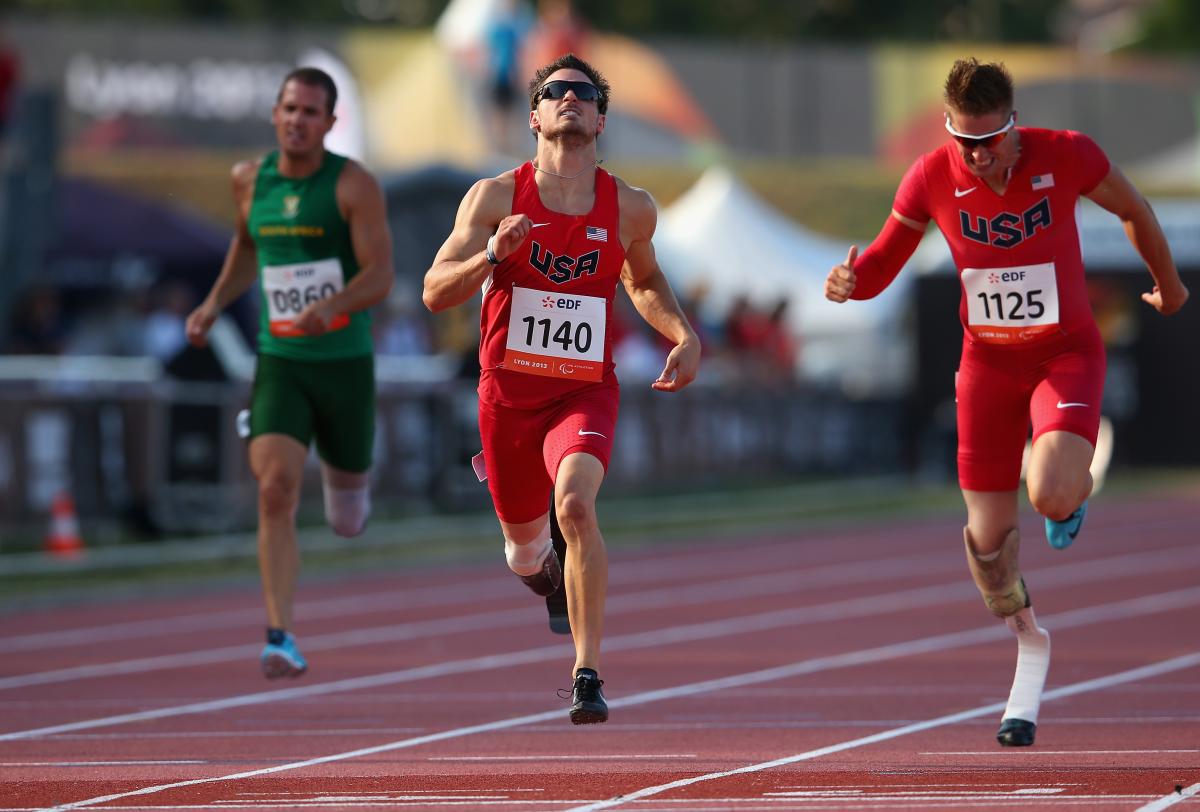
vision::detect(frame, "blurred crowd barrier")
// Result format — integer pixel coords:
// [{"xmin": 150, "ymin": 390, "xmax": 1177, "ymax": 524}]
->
[{"xmin": 0, "ymin": 376, "xmax": 904, "ymax": 542}]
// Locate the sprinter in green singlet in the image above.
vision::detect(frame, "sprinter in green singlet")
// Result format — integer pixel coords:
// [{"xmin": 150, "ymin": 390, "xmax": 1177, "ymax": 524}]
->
[{"xmin": 185, "ymin": 67, "xmax": 394, "ymax": 679}]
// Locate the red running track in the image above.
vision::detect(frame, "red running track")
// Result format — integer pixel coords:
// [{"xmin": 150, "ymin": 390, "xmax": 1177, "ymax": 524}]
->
[{"xmin": 2, "ymin": 489, "xmax": 1199, "ymax": 811}]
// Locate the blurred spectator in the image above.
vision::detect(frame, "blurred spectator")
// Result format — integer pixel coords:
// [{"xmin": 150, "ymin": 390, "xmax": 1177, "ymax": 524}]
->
[
  {"xmin": 760, "ymin": 297, "xmax": 799, "ymax": 382},
  {"xmin": 0, "ymin": 26, "xmax": 18, "ymax": 145},
  {"xmin": 142, "ymin": 280, "xmax": 196, "ymax": 361},
  {"xmin": 611, "ymin": 290, "xmax": 665, "ymax": 382},
  {"xmin": 724, "ymin": 294, "xmax": 768, "ymax": 355},
  {"xmin": 525, "ymin": 0, "xmax": 591, "ymax": 69},
  {"xmin": 8, "ymin": 287, "xmax": 68, "ymax": 355},
  {"xmin": 374, "ymin": 289, "xmax": 433, "ymax": 357},
  {"xmin": 721, "ymin": 295, "xmax": 799, "ymax": 386},
  {"xmin": 486, "ymin": 0, "xmax": 534, "ymax": 157}
]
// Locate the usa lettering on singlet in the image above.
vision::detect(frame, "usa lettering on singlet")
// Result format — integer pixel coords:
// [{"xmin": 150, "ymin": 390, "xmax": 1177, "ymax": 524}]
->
[
  {"xmin": 893, "ymin": 128, "xmax": 1110, "ymax": 345},
  {"xmin": 477, "ymin": 162, "xmax": 626, "ymax": 408}
]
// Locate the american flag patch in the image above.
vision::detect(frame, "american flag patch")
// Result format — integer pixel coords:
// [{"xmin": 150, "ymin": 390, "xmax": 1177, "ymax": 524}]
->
[
  {"xmin": 586, "ymin": 226, "xmax": 607, "ymax": 242},
  {"xmin": 1031, "ymin": 174, "xmax": 1055, "ymax": 190}
]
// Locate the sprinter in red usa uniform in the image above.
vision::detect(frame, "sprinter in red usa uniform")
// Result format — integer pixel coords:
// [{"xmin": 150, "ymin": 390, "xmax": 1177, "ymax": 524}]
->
[
  {"xmin": 825, "ymin": 58, "xmax": 1187, "ymax": 747},
  {"xmin": 424, "ymin": 53, "xmax": 700, "ymax": 725}
]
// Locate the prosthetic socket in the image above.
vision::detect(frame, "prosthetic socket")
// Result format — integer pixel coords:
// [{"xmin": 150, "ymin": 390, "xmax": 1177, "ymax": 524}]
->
[{"xmin": 963, "ymin": 527, "xmax": 1030, "ymax": 618}]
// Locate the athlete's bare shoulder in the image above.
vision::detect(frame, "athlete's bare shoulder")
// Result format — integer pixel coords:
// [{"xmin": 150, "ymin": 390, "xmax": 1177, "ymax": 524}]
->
[
  {"xmin": 335, "ymin": 158, "xmax": 386, "ymax": 213},
  {"xmin": 614, "ymin": 175, "xmax": 657, "ymax": 240},
  {"xmin": 457, "ymin": 169, "xmax": 518, "ymax": 228}
]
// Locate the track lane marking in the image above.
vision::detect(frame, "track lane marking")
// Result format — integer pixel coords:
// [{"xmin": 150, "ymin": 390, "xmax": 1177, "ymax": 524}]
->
[
  {"xmin": 29, "ymin": 595, "xmax": 1200, "ymax": 810},
  {"xmin": 562, "ymin": 653, "xmax": 1200, "ymax": 811},
  {"xmin": 4, "ymin": 580, "xmax": 1199, "ymax": 743},
  {"xmin": 6, "ymin": 543, "xmax": 1194, "ymax": 692},
  {"xmin": 1137, "ymin": 782, "xmax": 1200, "ymax": 811}
]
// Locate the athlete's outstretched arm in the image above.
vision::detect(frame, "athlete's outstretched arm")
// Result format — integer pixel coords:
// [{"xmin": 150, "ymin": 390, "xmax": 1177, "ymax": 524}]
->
[
  {"xmin": 1085, "ymin": 166, "xmax": 1189, "ymax": 315},
  {"xmin": 824, "ymin": 211, "xmax": 925, "ymax": 303},
  {"xmin": 185, "ymin": 160, "xmax": 261, "ymax": 347},
  {"xmin": 292, "ymin": 162, "xmax": 395, "ymax": 336},
  {"xmin": 618, "ymin": 185, "xmax": 699, "ymax": 392}
]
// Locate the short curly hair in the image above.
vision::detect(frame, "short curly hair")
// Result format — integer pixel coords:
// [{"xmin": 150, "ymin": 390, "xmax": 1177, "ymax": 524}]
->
[
  {"xmin": 944, "ymin": 58, "xmax": 1013, "ymax": 116},
  {"xmin": 528, "ymin": 53, "xmax": 610, "ymax": 115}
]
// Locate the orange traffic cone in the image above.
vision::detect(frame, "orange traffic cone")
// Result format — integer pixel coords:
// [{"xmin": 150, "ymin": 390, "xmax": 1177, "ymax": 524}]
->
[{"xmin": 45, "ymin": 491, "xmax": 85, "ymax": 559}]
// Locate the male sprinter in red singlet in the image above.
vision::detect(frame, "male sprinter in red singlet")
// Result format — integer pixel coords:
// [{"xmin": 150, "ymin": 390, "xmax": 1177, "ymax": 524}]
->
[
  {"xmin": 825, "ymin": 58, "xmax": 1187, "ymax": 747},
  {"xmin": 424, "ymin": 54, "xmax": 700, "ymax": 725}
]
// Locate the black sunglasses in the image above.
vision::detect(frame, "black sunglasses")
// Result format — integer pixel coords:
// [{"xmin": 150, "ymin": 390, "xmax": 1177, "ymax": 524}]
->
[{"xmin": 536, "ymin": 80, "xmax": 601, "ymax": 103}]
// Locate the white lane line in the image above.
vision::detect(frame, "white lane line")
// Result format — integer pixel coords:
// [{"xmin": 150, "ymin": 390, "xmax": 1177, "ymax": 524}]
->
[
  {"xmin": 0, "ymin": 549, "xmax": 956, "ymax": 691},
  {"xmin": 8, "ymin": 540, "xmax": 1193, "ymax": 693},
  {"xmin": 30, "ymin": 606, "xmax": 1200, "ymax": 810},
  {"xmin": 0, "ymin": 550, "xmax": 956, "ymax": 692},
  {"xmin": 5, "ymin": 583, "xmax": 1199, "ymax": 743},
  {"xmin": 0, "ymin": 760, "xmax": 207, "ymax": 766},
  {"xmin": 922, "ymin": 750, "xmax": 1199, "ymax": 755},
  {"xmin": 426, "ymin": 754, "xmax": 698, "ymax": 761},
  {"xmin": 1137, "ymin": 782, "xmax": 1200, "ymax": 811},
  {"xmin": 0, "ymin": 532, "xmax": 891, "ymax": 654},
  {"xmin": 7, "ymin": 508, "xmax": 1193, "ymax": 655},
  {"xmin": 561, "ymin": 652, "xmax": 1200, "ymax": 812}
]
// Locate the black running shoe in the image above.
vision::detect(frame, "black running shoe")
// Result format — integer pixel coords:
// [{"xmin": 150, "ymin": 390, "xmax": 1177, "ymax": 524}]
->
[
  {"xmin": 996, "ymin": 718, "xmax": 1036, "ymax": 746},
  {"xmin": 519, "ymin": 544, "xmax": 562, "ymax": 597},
  {"xmin": 569, "ymin": 668, "xmax": 608, "ymax": 725},
  {"xmin": 545, "ymin": 506, "xmax": 570, "ymax": 634}
]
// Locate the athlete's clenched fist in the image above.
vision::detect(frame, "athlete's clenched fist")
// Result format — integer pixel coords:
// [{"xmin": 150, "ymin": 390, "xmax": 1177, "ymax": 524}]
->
[{"xmin": 490, "ymin": 214, "xmax": 534, "ymax": 262}]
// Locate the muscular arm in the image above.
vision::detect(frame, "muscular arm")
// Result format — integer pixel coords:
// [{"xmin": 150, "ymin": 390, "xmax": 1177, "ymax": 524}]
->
[
  {"xmin": 185, "ymin": 161, "xmax": 261, "ymax": 347},
  {"xmin": 618, "ymin": 183, "xmax": 700, "ymax": 391},
  {"xmin": 332, "ymin": 162, "xmax": 394, "ymax": 314},
  {"xmin": 1086, "ymin": 166, "xmax": 1188, "ymax": 315},
  {"xmin": 289, "ymin": 161, "xmax": 395, "ymax": 337},
  {"xmin": 423, "ymin": 176, "xmax": 517, "ymax": 313}
]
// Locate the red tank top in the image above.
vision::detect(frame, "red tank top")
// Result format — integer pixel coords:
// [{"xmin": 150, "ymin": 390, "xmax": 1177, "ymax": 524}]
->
[{"xmin": 478, "ymin": 162, "xmax": 626, "ymax": 408}]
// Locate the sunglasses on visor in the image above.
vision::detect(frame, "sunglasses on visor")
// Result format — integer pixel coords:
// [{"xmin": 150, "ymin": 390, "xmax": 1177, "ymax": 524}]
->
[
  {"xmin": 536, "ymin": 80, "xmax": 601, "ymax": 103},
  {"xmin": 944, "ymin": 112, "xmax": 1015, "ymax": 149}
]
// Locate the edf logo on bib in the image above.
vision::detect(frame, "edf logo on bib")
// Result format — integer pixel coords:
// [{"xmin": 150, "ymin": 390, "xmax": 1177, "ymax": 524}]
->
[
  {"xmin": 529, "ymin": 242, "xmax": 600, "ymax": 285},
  {"xmin": 960, "ymin": 196, "xmax": 1051, "ymax": 249}
]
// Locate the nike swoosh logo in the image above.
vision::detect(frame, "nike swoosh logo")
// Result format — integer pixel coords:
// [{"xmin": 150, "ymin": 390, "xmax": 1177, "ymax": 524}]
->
[
  {"xmin": 531, "ymin": 223, "xmax": 550, "ymax": 228},
  {"xmin": 578, "ymin": 430, "xmax": 607, "ymax": 438},
  {"xmin": 1057, "ymin": 401, "xmax": 1089, "ymax": 409},
  {"xmin": 954, "ymin": 187, "xmax": 976, "ymax": 198}
]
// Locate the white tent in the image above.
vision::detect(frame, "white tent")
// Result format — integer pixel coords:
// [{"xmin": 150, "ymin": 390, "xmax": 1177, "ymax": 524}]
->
[{"xmin": 654, "ymin": 166, "xmax": 913, "ymax": 394}]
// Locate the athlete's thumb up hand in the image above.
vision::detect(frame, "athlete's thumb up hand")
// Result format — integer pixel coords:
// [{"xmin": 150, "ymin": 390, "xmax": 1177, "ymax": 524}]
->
[{"xmin": 825, "ymin": 245, "xmax": 858, "ymax": 303}]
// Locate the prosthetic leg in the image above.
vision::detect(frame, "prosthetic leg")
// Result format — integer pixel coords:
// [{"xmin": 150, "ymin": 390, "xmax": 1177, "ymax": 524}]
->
[{"xmin": 964, "ymin": 527, "xmax": 1051, "ymax": 747}]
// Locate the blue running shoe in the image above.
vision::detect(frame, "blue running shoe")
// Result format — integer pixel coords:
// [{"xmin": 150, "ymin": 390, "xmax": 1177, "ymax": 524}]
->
[
  {"xmin": 1045, "ymin": 501, "xmax": 1087, "ymax": 550},
  {"xmin": 260, "ymin": 632, "xmax": 307, "ymax": 679}
]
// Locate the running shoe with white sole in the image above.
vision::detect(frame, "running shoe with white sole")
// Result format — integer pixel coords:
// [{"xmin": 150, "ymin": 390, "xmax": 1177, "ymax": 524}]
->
[{"xmin": 260, "ymin": 631, "xmax": 307, "ymax": 679}]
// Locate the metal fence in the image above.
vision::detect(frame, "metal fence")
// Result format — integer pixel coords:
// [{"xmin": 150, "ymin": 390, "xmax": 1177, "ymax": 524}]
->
[{"xmin": 0, "ymin": 379, "xmax": 906, "ymax": 544}]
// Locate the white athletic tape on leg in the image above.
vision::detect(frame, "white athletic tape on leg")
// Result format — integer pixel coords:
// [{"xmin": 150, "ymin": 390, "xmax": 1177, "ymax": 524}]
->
[
  {"xmin": 1003, "ymin": 607, "xmax": 1051, "ymax": 723},
  {"xmin": 505, "ymin": 522, "xmax": 552, "ymax": 576},
  {"xmin": 324, "ymin": 486, "xmax": 370, "ymax": 538}
]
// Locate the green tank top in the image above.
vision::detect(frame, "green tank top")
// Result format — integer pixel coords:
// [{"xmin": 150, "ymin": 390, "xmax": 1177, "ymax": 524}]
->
[{"xmin": 249, "ymin": 150, "xmax": 373, "ymax": 360}]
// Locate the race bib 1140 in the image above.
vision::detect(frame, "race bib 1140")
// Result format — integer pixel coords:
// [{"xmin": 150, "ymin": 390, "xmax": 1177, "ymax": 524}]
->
[
  {"xmin": 503, "ymin": 286, "xmax": 606, "ymax": 381},
  {"xmin": 961, "ymin": 262, "xmax": 1059, "ymax": 344}
]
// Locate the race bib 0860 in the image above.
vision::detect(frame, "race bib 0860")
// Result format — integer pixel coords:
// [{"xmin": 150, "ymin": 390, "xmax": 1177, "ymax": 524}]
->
[
  {"xmin": 262, "ymin": 258, "xmax": 349, "ymax": 337},
  {"xmin": 503, "ymin": 286, "xmax": 606, "ymax": 381},
  {"xmin": 961, "ymin": 262, "xmax": 1059, "ymax": 344}
]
